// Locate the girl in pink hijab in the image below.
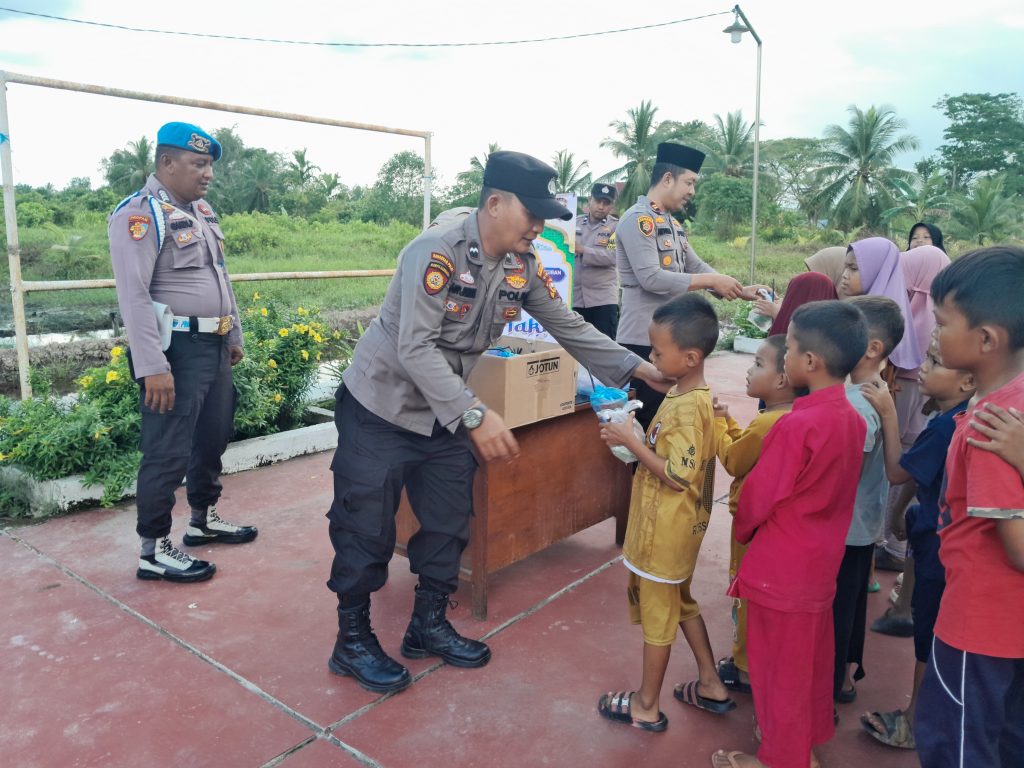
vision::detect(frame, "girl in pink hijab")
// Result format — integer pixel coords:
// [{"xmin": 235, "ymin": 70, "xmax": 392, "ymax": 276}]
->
[{"xmin": 901, "ymin": 245, "xmax": 951, "ymax": 364}]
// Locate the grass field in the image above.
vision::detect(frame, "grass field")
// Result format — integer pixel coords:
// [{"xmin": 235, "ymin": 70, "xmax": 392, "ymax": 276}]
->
[{"xmin": 0, "ymin": 216, "xmax": 818, "ymax": 334}]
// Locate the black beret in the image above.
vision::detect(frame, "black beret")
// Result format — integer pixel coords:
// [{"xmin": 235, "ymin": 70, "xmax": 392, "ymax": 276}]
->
[
  {"xmin": 483, "ymin": 151, "xmax": 573, "ymax": 221},
  {"xmin": 590, "ymin": 183, "xmax": 617, "ymax": 201}
]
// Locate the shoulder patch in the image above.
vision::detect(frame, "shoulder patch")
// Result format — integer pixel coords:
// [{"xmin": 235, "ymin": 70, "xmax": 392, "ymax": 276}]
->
[
  {"xmin": 424, "ymin": 265, "xmax": 450, "ymax": 295},
  {"xmin": 127, "ymin": 215, "xmax": 150, "ymax": 241},
  {"xmin": 637, "ymin": 215, "xmax": 655, "ymax": 237},
  {"xmin": 430, "ymin": 251, "xmax": 455, "ymax": 276}
]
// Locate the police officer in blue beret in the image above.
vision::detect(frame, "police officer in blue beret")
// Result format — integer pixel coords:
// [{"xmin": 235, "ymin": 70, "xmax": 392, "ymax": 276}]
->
[{"xmin": 109, "ymin": 122, "xmax": 256, "ymax": 584}]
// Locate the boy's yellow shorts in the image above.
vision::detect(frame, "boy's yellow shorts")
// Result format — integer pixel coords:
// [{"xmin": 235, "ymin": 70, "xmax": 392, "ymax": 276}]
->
[{"xmin": 627, "ymin": 571, "xmax": 701, "ymax": 646}]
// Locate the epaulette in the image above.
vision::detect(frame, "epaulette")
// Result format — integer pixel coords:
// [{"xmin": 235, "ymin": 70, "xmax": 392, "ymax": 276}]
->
[
  {"xmin": 112, "ymin": 191, "xmax": 167, "ymax": 252},
  {"xmin": 112, "ymin": 190, "xmax": 142, "ymax": 214}
]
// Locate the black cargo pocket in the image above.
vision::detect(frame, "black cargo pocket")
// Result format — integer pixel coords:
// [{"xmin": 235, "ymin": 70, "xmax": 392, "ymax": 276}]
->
[
  {"xmin": 331, "ymin": 455, "xmax": 392, "ymax": 537},
  {"xmin": 139, "ymin": 394, "xmax": 195, "ymax": 458}
]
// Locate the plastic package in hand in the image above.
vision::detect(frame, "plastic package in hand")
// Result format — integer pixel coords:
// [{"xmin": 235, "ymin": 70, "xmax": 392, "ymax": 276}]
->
[{"xmin": 589, "ymin": 386, "xmax": 645, "ymax": 463}]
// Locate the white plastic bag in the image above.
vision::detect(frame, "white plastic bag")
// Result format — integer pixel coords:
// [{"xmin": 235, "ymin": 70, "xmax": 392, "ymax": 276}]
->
[{"xmin": 590, "ymin": 386, "xmax": 645, "ymax": 464}]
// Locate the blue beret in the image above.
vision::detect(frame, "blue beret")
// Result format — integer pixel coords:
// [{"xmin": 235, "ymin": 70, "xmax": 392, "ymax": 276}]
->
[{"xmin": 156, "ymin": 122, "xmax": 222, "ymax": 162}]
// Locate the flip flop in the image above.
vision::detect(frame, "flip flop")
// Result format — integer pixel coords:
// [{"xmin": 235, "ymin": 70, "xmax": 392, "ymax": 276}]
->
[
  {"xmin": 867, "ymin": 580, "xmax": 881, "ymax": 593},
  {"xmin": 597, "ymin": 691, "xmax": 668, "ymax": 732},
  {"xmin": 674, "ymin": 681, "xmax": 737, "ymax": 714},
  {"xmin": 716, "ymin": 657, "xmax": 753, "ymax": 694},
  {"xmin": 860, "ymin": 710, "xmax": 915, "ymax": 750},
  {"xmin": 836, "ymin": 685, "xmax": 857, "ymax": 704},
  {"xmin": 710, "ymin": 750, "xmax": 749, "ymax": 768}
]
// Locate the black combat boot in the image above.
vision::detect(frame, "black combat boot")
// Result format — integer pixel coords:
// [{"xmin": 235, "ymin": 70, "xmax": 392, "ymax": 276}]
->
[
  {"xmin": 400, "ymin": 586, "xmax": 491, "ymax": 668},
  {"xmin": 328, "ymin": 598, "xmax": 411, "ymax": 693}
]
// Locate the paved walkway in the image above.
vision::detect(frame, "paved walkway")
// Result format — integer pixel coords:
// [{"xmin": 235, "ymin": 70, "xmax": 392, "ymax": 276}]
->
[{"xmin": 2, "ymin": 353, "xmax": 919, "ymax": 767}]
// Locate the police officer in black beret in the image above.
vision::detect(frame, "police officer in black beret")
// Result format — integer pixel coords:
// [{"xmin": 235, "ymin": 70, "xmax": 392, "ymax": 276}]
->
[{"xmin": 326, "ymin": 151, "xmax": 672, "ymax": 693}]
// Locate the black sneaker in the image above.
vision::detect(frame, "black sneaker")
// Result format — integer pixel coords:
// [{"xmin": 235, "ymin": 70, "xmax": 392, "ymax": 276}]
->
[
  {"xmin": 137, "ymin": 537, "xmax": 216, "ymax": 582},
  {"xmin": 182, "ymin": 507, "xmax": 258, "ymax": 546}
]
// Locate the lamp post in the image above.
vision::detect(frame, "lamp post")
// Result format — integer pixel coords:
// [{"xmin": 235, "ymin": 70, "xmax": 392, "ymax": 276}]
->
[{"xmin": 723, "ymin": 5, "xmax": 761, "ymax": 285}]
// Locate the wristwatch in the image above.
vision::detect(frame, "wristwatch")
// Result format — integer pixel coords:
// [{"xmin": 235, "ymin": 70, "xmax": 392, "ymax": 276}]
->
[{"xmin": 462, "ymin": 404, "xmax": 487, "ymax": 430}]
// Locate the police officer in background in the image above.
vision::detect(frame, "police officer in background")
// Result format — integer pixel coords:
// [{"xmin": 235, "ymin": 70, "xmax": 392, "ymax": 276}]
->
[
  {"xmin": 573, "ymin": 183, "xmax": 620, "ymax": 339},
  {"xmin": 326, "ymin": 151, "xmax": 670, "ymax": 694},
  {"xmin": 616, "ymin": 141, "xmax": 766, "ymax": 430},
  {"xmin": 109, "ymin": 122, "xmax": 256, "ymax": 584}
]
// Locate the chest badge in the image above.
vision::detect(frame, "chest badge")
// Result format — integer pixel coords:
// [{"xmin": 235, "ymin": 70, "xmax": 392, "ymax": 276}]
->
[
  {"xmin": 505, "ymin": 274, "xmax": 528, "ymax": 289},
  {"xmin": 662, "ymin": 238, "xmax": 673, "ymax": 249},
  {"xmin": 458, "ymin": 270, "xmax": 475, "ymax": 285},
  {"xmin": 176, "ymin": 231, "xmax": 194, "ymax": 244},
  {"xmin": 197, "ymin": 202, "xmax": 213, "ymax": 216}
]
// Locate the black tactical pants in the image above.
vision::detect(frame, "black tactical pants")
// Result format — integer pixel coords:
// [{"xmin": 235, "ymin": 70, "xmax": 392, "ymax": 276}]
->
[
  {"xmin": 577, "ymin": 304, "xmax": 620, "ymax": 342},
  {"xmin": 130, "ymin": 333, "xmax": 235, "ymax": 539},
  {"xmin": 326, "ymin": 385, "xmax": 477, "ymax": 598}
]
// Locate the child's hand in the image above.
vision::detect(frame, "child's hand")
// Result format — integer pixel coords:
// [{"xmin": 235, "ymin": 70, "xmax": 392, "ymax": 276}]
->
[
  {"xmin": 892, "ymin": 510, "xmax": 907, "ymax": 541},
  {"xmin": 860, "ymin": 380, "xmax": 896, "ymax": 421},
  {"xmin": 968, "ymin": 404, "xmax": 1024, "ymax": 473},
  {"xmin": 600, "ymin": 414, "xmax": 640, "ymax": 449},
  {"xmin": 713, "ymin": 396, "xmax": 730, "ymax": 420},
  {"xmin": 753, "ymin": 298, "xmax": 779, "ymax": 318}
]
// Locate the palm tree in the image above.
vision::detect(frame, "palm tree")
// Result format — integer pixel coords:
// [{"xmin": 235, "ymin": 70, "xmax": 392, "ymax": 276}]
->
[
  {"xmin": 241, "ymin": 152, "xmax": 280, "ymax": 213},
  {"xmin": 456, "ymin": 143, "xmax": 502, "ymax": 188},
  {"xmin": 287, "ymin": 148, "xmax": 320, "ymax": 189},
  {"xmin": 102, "ymin": 136, "xmax": 154, "ymax": 195},
  {"xmin": 551, "ymin": 150, "xmax": 591, "ymax": 196},
  {"xmin": 949, "ymin": 175, "xmax": 1021, "ymax": 245},
  {"xmin": 881, "ymin": 171, "xmax": 951, "ymax": 225},
  {"xmin": 701, "ymin": 111, "xmax": 756, "ymax": 178},
  {"xmin": 815, "ymin": 105, "xmax": 919, "ymax": 231},
  {"xmin": 599, "ymin": 101, "xmax": 664, "ymax": 206}
]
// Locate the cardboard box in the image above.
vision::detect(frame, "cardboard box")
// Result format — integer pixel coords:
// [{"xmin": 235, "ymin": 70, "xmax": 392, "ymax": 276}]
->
[{"xmin": 467, "ymin": 336, "xmax": 578, "ymax": 428}]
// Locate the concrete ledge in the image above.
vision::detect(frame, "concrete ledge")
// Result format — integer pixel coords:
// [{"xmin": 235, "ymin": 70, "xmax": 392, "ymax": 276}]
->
[{"xmin": 2, "ymin": 421, "xmax": 338, "ymax": 517}]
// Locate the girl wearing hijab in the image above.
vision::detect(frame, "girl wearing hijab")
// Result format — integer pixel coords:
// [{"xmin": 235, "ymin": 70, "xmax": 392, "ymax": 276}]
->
[
  {"xmin": 907, "ymin": 222, "xmax": 945, "ymax": 253},
  {"xmin": 764, "ymin": 272, "xmax": 839, "ymax": 337},
  {"xmin": 804, "ymin": 246, "xmax": 848, "ymax": 297}
]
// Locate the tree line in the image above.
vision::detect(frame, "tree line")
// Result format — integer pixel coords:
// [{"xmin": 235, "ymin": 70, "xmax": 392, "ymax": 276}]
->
[{"xmin": 11, "ymin": 91, "xmax": 1024, "ymax": 247}]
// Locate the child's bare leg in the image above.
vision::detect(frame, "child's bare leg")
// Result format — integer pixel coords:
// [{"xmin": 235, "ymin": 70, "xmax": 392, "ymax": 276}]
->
[
  {"xmin": 631, "ymin": 642, "xmax": 671, "ymax": 721},
  {"xmin": 680, "ymin": 614, "xmax": 730, "ymax": 701},
  {"xmin": 905, "ymin": 659, "xmax": 926, "ymax": 721}
]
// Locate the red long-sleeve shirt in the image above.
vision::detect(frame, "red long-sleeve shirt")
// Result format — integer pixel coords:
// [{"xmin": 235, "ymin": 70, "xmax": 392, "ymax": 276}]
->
[{"xmin": 729, "ymin": 384, "xmax": 866, "ymax": 613}]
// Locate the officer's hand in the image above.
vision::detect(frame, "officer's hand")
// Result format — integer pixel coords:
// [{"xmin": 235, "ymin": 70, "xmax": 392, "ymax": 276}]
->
[
  {"xmin": 469, "ymin": 410, "xmax": 520, "ymax": 463},
  {"xmin": 575, "ymin": 242, "xmax": 584, "ymax": 257},
  {"xmin": 144, "ymin": 372, "xmax": 176, "ymax": 414},
  {"xmin": 704, "ymin": 274, "xmax": 745, "ymax": 299},
  {"xmin": 633, "ymin": 361, "xmax": 675, "ymax": 394},
  {"xmin": 229, "ymin": 345, "xmax": 244, "ymax": 366},
  {"xmin": 740, "ymin": 284, "xmax": 772, "ymax": 301}
]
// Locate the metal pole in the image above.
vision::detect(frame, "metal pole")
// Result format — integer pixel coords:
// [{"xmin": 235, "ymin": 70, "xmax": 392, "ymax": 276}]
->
[
  {"xmin": 0, "ymin": 74, "xmax": 32, "ymax": 398},
  {"xmin": 423, "ymin": 134, "xmax": 433, "ymax": 228},
  {"xmin": 733, "ymin": 5, "xmax": 761, "ymax": 285}
]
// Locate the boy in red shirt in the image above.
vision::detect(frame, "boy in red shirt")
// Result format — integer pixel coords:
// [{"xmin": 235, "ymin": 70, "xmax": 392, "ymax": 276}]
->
[
  {"xmin": 712, "ymin": 300, "xmax": 868, "ymax": 768},
  {"xmin": 914, "ymin": 246, "xmax": 1024, "ymax": 768}
]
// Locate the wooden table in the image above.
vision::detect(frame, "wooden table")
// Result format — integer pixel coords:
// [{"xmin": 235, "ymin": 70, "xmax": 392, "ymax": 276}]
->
[{"xmin": 395, "ymin": 403, "xmax": 633, "ymax": 619}]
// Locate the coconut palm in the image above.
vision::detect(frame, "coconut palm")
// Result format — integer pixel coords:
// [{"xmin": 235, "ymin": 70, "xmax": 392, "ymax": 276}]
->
[
  {"xmin": 241, "ymin": 151, "xmax": 281, "ymax": 213},
  {"xmin": 551, "ymin": 150, "xmax": 591, "ymax": 196},
  {"xmin": 815, "ymin": 105, "xmax": 919, "ymax": 231},
  {"xmin": 102, "ymin": 136, "xmax": 154, "ymax": 195},
  {"xmin": 881, "ymin": 171, "xmax": 951, "ymax": 225},
  {"xmin": 286, "ymin": 148, "xmax": 320, "ymax": 189},
  {"xmin": 599, "ymin": 101, "xmax": 665, "ymax": 206},
  {"xmin": 457, "ymin": 143, "xmax": 502, "ymax": 187},
  {"xmin": 949, "ymin": 175, "xmax": 1021, "ymax": 245},
  {"xmin": 701, "ymin": 111, "xmax": 756, "ymax": 178}
]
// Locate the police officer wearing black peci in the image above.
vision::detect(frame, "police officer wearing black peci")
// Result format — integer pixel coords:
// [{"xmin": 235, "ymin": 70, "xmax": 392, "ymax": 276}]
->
[
  {"xmin": 574, "ymin": 183, "xmax": 620, "ymax": 339},
  {"xmin": 326, "ymin": 151, "xmax": 671, "ymax": 694},
  {"xmin": 616, "ymin": 141, "xmax": 766, "ymax": 430},
  {"xmin": 109, "ymin": 122, "xmax": 257, "ymax": 584}
]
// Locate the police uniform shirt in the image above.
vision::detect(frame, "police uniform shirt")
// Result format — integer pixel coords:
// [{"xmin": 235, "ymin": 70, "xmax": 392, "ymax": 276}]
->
[
  {"xmin": 108, "ymin": 174, "xmax": 242, "ymax": 378},
  {"xmin": 342, "ymin": 211, "xmax": 644, "ymax": 436},
  {"xmin": 615, "ymin": 195, "xmax": 716, "ymax": 346},
  {"xmin": 573, "ymin": 213, "xmax": 619, "ymax": 309}
]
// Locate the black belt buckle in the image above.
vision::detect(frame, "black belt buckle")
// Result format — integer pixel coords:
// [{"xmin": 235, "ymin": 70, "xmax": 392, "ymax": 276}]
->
[{"xmin": 189, "ymin": 315, "xmax": 199, "ymax": 340}]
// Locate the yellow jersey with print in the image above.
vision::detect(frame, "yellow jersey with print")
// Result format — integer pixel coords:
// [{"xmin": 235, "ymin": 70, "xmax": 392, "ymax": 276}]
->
[
  {"xmin": 622, "ymin": 385, "xmax": 717, "ymax": 583},
  {"xmin": 715, "ymin": 408, "xmax": 791, "ymax": 518}
]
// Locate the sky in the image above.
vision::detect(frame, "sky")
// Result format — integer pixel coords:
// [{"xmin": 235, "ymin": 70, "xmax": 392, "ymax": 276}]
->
[{"xmin": 2, "ymin": 0, "xmax": 1023, "ymax": 192}]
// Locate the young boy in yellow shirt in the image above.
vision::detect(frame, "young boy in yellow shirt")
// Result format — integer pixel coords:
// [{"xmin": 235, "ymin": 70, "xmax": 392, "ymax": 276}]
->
[
  {"xmin": 714, "ymin": 335, "xmax": 803, "ymax": 694},
  {"xmin": 597, "ymin": 293, "xmax": 732, "ymax": 731}
]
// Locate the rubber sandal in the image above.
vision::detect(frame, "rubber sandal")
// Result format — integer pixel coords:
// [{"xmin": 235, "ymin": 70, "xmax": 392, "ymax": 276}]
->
[
  {"xmin": 867, "ymin": 580, "xmax": 881, "ymax": 593},
  {"xmin": 836, "ymin": 685, "xmax": 857, "ymax": 704},
  {"xmin": 597, "ymin": 691, "xmax": 668, "ymax": 732},
  {"xmin": 674, "ymin": 681, "xmax": 736, "ymax": 714},
  {"xmin": 870, "ymin": 610, "xmax": 914, "ymax": 637},
  {"xmin": 710, "ymin": 751, "xmax": 748, "ymax": 768},
  {"xmin": 716, "ymin": 657, "xmax": 753, "ymax": 694},
  {"xmin": 860, "ymin": 710, "xmax": 916, "ymax": 750}
]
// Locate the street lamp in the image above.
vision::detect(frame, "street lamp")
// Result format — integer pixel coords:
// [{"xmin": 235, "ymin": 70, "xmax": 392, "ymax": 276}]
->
[{"xmin": 723, "ymin": 4, "xmax": 761, "ymax": 285}]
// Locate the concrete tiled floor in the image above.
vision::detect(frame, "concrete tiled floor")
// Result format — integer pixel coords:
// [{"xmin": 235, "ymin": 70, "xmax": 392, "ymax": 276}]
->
[{"xmin": 1, "ymin": 353, "xmax": 919, "ymax": 767}]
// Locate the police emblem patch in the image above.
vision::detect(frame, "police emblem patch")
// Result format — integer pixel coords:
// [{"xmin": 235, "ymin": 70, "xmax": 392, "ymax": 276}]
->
[
  {"xmin": 430, "ymin": 252, "xmax": 455, "ymax": 275},
  {"xmin": 638, "ymin": 215, "xmax": 655, "ymax": 237},
  {"xmin": 187, "ymin": 133, "xmax": 212, "ymax": 154},
  {"xmin": 468, "ymin": 242, "xmax": 480, "ymax": 259},
  {"xmin": 176, "ymin": 231, "xmax": 194, "ymax": 244},
  {"xmin": 505, "ymin": 275, "xmax": 528, "ymax": 289},
  {"xmin": 424, "ymin": 266, "xmax": 449, "ymax": 295},
  {"xmin": 197, "ymin": 202, "xmax": 213, "ymax": 216},
  {"xmin": 649, "ymin": 421, "xmax": 662, "ymax": 445},
  {"xmin": 662, "ymin": 255, "xmax": 672, "ymax": 266},
  {"xmin": 503, "ymin": 306, "xmax": 519, "ymax": 320},
  {"xmin": 444, "ymin": 299, "xmax": 459, "ymax": 313},
  {"xmin": 662, "ymin": 238, "xmax": 673, "ymax": 249},
  {"xmin": 655, "ymin": 216, "xmax": 665, "ymax": 224},
  {"xmin": 128, "ymin": 214, "xmax": 150, "ymax": 241}
]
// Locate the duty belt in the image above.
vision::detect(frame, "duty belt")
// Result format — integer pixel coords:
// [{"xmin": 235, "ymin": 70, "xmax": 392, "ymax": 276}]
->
[{"xmin": 171, "ymin": 315, "xmax": 234, "ymax": 335}]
